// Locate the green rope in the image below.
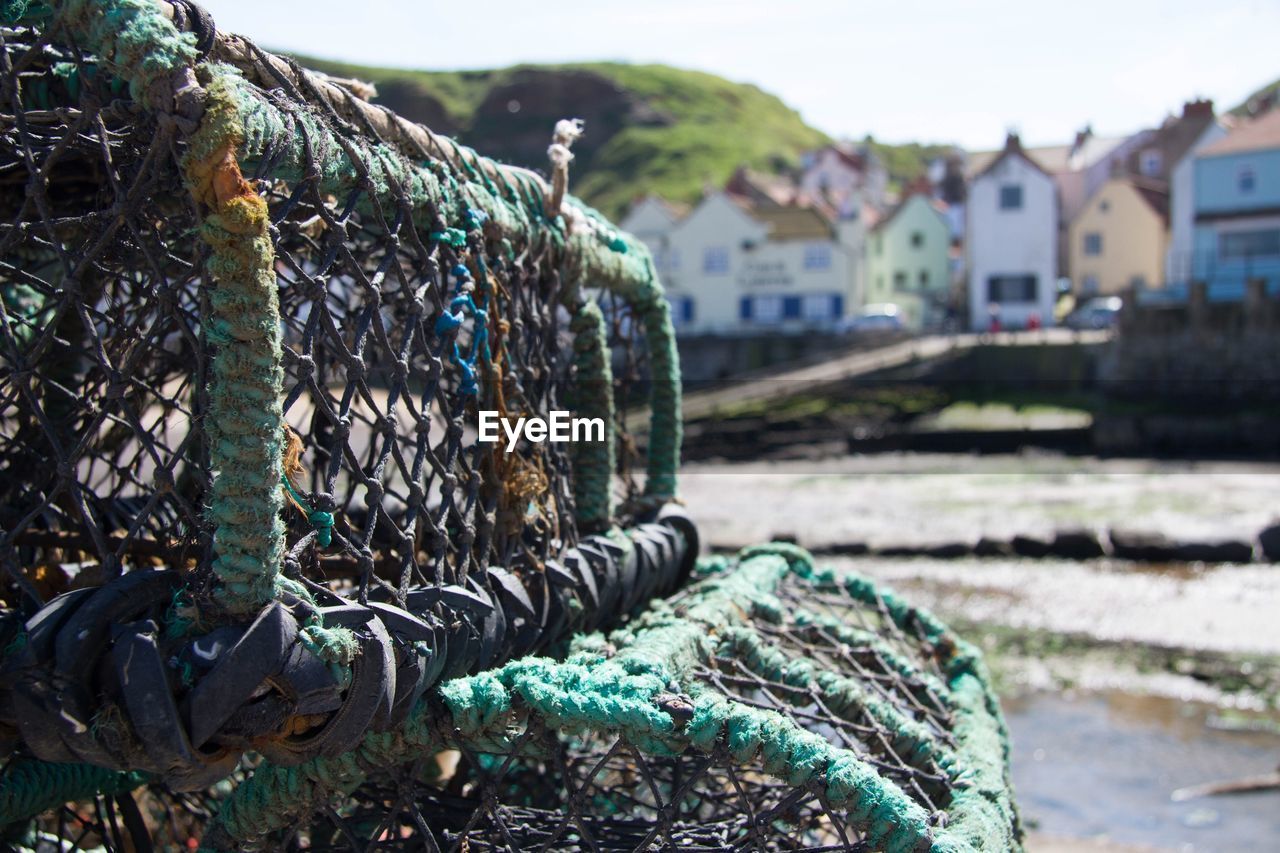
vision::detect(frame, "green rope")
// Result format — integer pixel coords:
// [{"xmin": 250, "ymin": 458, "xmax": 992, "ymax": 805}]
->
[
  {"xmin": 201, "ymin": 544, "xmax": 1019, "ymax": 852},
  {"xmin": 182, "ymin": 69, "xmax": 287, "ymax": 616},
  {"xmin": 51, "ymin": 0, "xmax": 197, "ymax": 103},
  {"xmin": 567, "ymin": 300, "xmax": 615, "ymax": 529},
  {"xmin": 563, "ymin": 199, "xmax": 682, "ymax": 501},
  {"xmin": 0, "ymin": 759, "xmax": 148, "ymax": 828}
]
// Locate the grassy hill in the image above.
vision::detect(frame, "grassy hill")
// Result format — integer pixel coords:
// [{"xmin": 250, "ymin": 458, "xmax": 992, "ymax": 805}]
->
[
  {"xmin": 294, "ymin": 56, "xmax": 831, "ymax": 219},
  {"xmin": 1231, "ymin": 76, "xmax": 1280, "ymax": 117}
]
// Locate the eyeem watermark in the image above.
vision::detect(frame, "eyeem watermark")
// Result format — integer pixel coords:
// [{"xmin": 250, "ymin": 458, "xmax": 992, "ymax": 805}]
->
[{"xmin": 478, "ymin": 411, "xmax": 604, "ymax": 453}]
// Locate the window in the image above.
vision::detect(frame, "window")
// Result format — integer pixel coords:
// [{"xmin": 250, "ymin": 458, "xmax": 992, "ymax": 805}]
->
[
  {"xmin": 803, "ymin": 243, "xmax": 831, "ymax": 271},
  {"xmin": 987, "ymin": 275, "xmax": 1037, "ymax": 303},
  {"xmin": 874, "ymin": 235, "xmax": 884, "ymax": 255},
  {"xmin": 668, "ymin": 295, "xmax": 695, "ymax": 327},
  {"xmin": 801, "ymin": 293, "xmax": 842, "ymax": 321},
  {"xmin": 703, "ymin": 246, "xmax": 729, "ymax": 274},
  {"xmin": 1239, "ymin": 167, "xmax": 1257, "ymax": 194},
  {"xmin": 893, "ymin": 270, "xmax": 908, "ymax": 290},
  {"xmin": 918, "ymin": 270, "xmax": 930, "ymax": 286},
  {"xmin": 910, "ymin": 231, "xmax": 924, "ymax": 249},
  {"xmin": 743, "ymin": 295, "xmax": 783, "ymax": 324},
  {"xmin": 1140, "ymin": 149, "xmax": 1162, "ymax": 177},
  {"xmin": 1220, "ymin": 228, "xmax": 1280, "ymax": 260},
  {"xmin": 782, "ymin": 296, "xmax": 803, "ymax": 320},
  {"xmin": 665, "ymin": 248, "xmax": 681, "ymax": 272},
  {"xmin": 1084, "ymin": 232, "xmax": 1103, "ymax": 256},
  {"xmin": 1099, "ymin": 200, "xmax": 1110, "ymax": 213},
  {"xmin": 999, "ymin": 184, "xmax": 1023, "ymax": 210},
  {"xmin": 1081, "ymin": 275, "xmax": 1099, "ymax": 296}
]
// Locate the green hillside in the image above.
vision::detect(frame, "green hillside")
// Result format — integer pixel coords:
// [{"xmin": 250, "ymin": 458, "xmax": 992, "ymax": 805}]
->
[
  {"xmin": 1231, "ymin": 76, "xmax": 1280, "ymax": 117},
  {"xmin": 293, "ymin": 56, "xmax": 831, "ymax": 219}
]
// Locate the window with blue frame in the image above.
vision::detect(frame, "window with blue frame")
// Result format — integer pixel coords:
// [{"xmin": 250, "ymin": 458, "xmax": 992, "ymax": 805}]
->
[
  {"xmin": 668, "ymin": 295, "xmax": 695, "ymax": 327},
  {"xmin": 999, "ymin": 184, "xmax": 1023, "ymax": 210},
  {"xmin": 703, "ymin": 246, "xmax": 729, "ymax": 274},
  {"xmin": 803, "ymin": 243, "xmax": 831, "ymax": 270},
  {"xmin": 741, "ymin": 294, "xmax": 784, "ymax": 323},
  {"xmin": 741, "ymin": 294, "xmax": 840, "ymax": 324},
  {"xmin": 1084, "ymin": 232, "xmax": 1103, "ymax": 256}
]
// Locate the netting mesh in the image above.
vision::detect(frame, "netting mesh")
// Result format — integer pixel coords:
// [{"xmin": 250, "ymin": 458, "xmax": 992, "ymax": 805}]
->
[
  {"xmin": 0, "ymin": 3, "xmax": 1017, "ymax": 851},
  {"xmin": 0, "ymin": 24, "xmax": 204, "ymax": 594},
  {"xmin": 0, "ymin": 14, "xmax": 630, "ymax": 604}
]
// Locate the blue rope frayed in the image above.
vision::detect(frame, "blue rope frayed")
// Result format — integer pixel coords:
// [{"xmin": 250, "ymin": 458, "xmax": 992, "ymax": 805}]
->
[{"xmin": 434, "ymin": 262, "xmax": 490, "ymax": 398}]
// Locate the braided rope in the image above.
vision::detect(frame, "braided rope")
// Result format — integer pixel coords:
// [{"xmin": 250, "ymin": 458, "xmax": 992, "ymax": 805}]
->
[
  {"xmin": 181, "ymin": 71, "xmax": 287, "ymax": 615},
  {"xmin": 0, "ymin": 760, "xmax": 147, "ymax": 827},
  {"xmin": 568, "ymin": 299, "xmax": 615, "ymax": 529}
]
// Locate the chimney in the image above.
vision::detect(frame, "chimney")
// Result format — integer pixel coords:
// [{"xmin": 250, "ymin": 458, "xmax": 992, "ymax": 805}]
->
[
  {"xmin": 1070, "ymin": 124, "xmax": 1093, "ymax": 157},
  {"xmin": 903, "ymin": 174, "xmax": 933, "ymax": 199},
  {"xmin": 1182, "ymin": 99, "xmax": 1214, "ymax": 119}
]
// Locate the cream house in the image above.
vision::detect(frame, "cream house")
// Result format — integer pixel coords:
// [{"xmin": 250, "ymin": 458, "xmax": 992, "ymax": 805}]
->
[
  {"xmin": 621, "ymin": 186, "xmax": 866, "ymax": 335},
  {"xmin": 1068, "ymin": 178, "xmax": 1168, "ymax": 295}
]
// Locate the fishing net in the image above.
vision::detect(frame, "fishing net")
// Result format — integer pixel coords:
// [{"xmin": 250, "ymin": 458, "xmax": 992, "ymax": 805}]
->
[{"xmin": 0, "ymin": 2, "xmax": 1020, "ymax": 850}]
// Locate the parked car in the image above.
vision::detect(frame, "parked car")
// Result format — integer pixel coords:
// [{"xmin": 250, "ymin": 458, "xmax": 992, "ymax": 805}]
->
[
  {"xmin": 1064, "ymin": 296, "xmax": 1122, "ymax": 330},
  {"xmin": 839, "ymin": 303, "xmax": 905, "ymax": 334}
]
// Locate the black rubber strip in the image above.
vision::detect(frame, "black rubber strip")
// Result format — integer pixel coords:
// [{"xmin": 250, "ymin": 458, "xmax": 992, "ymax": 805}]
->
[{"xmin": 186, "ymin": 603, "xmax": 298, "ymax": 749}]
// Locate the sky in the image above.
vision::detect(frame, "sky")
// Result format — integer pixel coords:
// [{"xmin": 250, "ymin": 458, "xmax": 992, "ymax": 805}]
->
[{"xmin": 199, "ymin": 0, "xmax": 1280, "ymax": 150}]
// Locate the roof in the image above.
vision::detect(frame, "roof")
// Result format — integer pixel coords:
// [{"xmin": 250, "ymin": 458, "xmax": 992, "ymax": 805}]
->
[
  {"xmin": 1126, "ymin": 177, "xmax": 1170, "ymax": 223},
  {"xmin": 970, "ymin": 134, "xmax": 1055, "ymax": 181},
  {"xmin": 625, "ymin": 194, "xmax": 689, "ymax": 223},
  {"xmin": 967, "ymin": 134, "xmax": 1128, "ymax": 177},
  {"xmin": 1199, "ymin": 108, "xmax": 1280, "ymax": 157},
  {"xmin": 649, "ymin": 195, "xmax": 690, "ymax": 219},
  {"xmin": 750, "ymin": 205, "xmax": 834, "ymax": 241},
  {"xmin": 814, "ymin": 144, "xmax": 868, "ymax": 172},
  {"xmin": 1122, "ymin": 102, "xmax": 1218, "ymax": 177},
  {"xmin": 870, "ymin": 192, "xmax": 948, "ymax": 234},
  {"xmin": 725, "ymin": 166, "xmax": 796, "ymax": 208}
]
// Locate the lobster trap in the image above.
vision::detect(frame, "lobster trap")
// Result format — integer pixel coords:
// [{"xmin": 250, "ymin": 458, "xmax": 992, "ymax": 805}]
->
[{"xmin": 0, "ymin": 2, "xmax": 1020, "ymax": 850}]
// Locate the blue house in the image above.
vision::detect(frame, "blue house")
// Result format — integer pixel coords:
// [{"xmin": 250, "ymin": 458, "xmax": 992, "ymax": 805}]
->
[{"xmin": 1190, "ymin": 110, "xmax": 1280, "ymax": 300}]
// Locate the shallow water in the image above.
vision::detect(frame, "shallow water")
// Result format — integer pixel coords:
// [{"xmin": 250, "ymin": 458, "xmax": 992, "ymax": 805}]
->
[{"xmin": 1007, "ymin": 691, "xmax": 1280, "ymax": 851}]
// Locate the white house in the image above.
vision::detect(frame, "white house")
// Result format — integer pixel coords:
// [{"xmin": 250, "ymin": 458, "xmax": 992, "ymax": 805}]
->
[
  {"xmin": 967, "ymin": 129, "xmax": 1148, "ymax": 283},
  {"xmin": 966, "ymin": 133, "xmax": 1059, "ymax": 329},
  {"xmin": 621, "ymin": 183, "xmax": 866, "ymax": 335},
  {"xmin": 798, "ymin": 144, "xmax": 888, "ymax": 216}
]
